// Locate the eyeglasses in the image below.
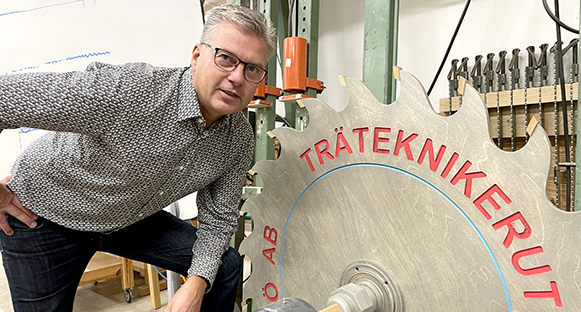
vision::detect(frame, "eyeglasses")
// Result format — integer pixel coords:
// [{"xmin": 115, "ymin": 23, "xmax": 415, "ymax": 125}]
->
[{"xmin": 201, "ymin": 42, "xmax": 267, "ymax": 84}]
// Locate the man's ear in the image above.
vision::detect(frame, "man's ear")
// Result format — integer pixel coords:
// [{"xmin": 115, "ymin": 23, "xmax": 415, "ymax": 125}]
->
[{"xmin": 190, "ymin": 44, "xmax": 201, "ymax": 69}]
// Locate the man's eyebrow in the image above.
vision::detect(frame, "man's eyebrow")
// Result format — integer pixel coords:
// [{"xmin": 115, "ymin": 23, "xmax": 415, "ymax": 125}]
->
[{"xmin": 216, "ymin": 44, "xmax": 266, "ymax": 69}]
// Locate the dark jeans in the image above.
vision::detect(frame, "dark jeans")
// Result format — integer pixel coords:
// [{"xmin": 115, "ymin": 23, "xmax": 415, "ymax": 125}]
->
[{"xmin": 0, "ymin": 211, "xmax": 241, "ymax": 312}]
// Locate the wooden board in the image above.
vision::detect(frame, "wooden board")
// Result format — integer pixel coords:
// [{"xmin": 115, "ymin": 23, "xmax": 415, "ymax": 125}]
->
[
  {"xmin": 79, "ymin": 252, "xmax": 121, "ymax": 286},
  {"xmin": 439, "ymin": 83, "xmax": 579, "ymax": 112}
]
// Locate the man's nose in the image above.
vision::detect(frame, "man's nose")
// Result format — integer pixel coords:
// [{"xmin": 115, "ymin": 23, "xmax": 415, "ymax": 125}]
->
[{"xmin": 228, "ymin": 64, "xmax": 246, "ymax": 84}]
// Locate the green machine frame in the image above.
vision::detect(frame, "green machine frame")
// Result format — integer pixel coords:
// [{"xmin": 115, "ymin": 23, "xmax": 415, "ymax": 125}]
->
[{"xmin": 364, "ymin": 0, "xmax": 399, "ymax": 105}]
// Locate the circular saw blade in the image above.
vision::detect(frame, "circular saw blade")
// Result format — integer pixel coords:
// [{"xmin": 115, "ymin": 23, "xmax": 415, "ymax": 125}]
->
[{"xmin": 240, "ymin": 70, "xmax": 581, "ymax": 311}]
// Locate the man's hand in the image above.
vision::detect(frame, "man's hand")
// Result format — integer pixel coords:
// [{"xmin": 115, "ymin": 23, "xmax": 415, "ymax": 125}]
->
[
  {"xmin": 0, "ymin": 175, "xmax": 38, "ymax": 235},
  {"xmin": 165, "ymin": 275, "xmax": 207, "ymax": 312}
]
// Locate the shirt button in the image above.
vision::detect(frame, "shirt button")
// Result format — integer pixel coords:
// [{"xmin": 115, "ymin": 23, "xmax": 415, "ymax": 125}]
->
[
  {"xmin": 197, "ymin": 118, "xmax": 204, "ymax": 124},
  {"xmin": 138, "ymin": 213, "xmax": 143, "ymax": 217},
  {"xmin": 178, "ymin": 166, "xmax": 184, "ymax": 170},
  {"xmin": 159, "ymin": 191, "xmax": 164, "ymax": 195}
]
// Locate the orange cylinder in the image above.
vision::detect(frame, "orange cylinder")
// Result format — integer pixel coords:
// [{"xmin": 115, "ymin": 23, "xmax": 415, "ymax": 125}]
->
[{"xmin": 283, "ymin": 37, "xmax": 308, "ymax": 93}]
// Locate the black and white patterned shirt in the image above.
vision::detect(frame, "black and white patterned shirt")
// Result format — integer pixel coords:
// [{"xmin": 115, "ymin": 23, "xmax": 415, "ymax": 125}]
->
[{"xmin": 0, "ymin": 62, "xmax": 255, "ymax": 288}]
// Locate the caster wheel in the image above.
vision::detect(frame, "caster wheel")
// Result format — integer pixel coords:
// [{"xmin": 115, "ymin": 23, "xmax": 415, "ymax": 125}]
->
[{"xmin": 123, "ymin": 288, "xmax": 133, "ymax": 303}]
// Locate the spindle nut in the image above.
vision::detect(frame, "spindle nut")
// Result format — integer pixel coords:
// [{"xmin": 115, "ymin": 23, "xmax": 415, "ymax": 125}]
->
[{"xmin": 327, "ymin": 283, "xmax": 376, "ymax": 312}]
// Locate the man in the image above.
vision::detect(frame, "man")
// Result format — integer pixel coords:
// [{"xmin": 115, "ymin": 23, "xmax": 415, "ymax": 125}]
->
[{"xmin": 0, "ymin": 4, "xmax": 276, "ymax": 312}]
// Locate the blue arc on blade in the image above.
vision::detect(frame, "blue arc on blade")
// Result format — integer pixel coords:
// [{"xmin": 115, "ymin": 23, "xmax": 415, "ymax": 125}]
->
[{"xmin": 278, "ymin": 163, "xmax": 512, "ymax": 312}]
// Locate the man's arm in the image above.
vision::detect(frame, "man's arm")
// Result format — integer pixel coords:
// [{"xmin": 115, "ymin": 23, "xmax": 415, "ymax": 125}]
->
[
  {"xmin": 0, "ymin": 63, "xmax": 127, "ymax": 233},
  {"xmin": 0, "ymin": 62, "xmax": 124, "ymax": 135},
  {"xmin": 188, "ymin": 161, "xmax": 248, "ymax": 289},
  {"xmin": 165, "ymin": 276, "xmax": 206, "ymax": 312},
  {"xmin": 164, "ymin": 155, "xmax": 250, "ymax": 312},
  {"xmin": 176, "ymin": 123, "xmax": 254, "ymax": 309}
]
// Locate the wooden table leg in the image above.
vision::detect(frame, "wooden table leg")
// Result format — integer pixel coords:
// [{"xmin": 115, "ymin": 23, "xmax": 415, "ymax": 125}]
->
[
  {"xmin": 147, "ymin": 264, "xmax": 162, "ymax": 309},
  {"xmin": 120, "ymin": 257, "xmax": 134, "ymax": 303}
]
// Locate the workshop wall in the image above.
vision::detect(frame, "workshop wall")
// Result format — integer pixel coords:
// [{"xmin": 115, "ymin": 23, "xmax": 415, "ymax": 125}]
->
[
  {"xmin": 0, "ymin": 0, "xmax": 203, "ymax": 220},
  {"xmin": 315, "ymin": 0, "xmax": 579, "ymax": 111},
  {"xmin": 317, "ymin": 0, "xmax": 365, "ymax": 111}
]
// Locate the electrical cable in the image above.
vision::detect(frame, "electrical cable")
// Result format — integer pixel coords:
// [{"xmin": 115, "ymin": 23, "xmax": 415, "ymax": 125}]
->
[
  {"xmin": 542, "ymin": 0, "xmax": 579, "ymax": 34},
  {"xmin": 427, "ymin": 0, "xmax": 472, "ymax": 96},
  {"xmin": 295, "ymin": 0, "xmax": 299, "ymax": 37},
  {"xmin": 288, "ymin": 0, "xmax": 295, "ymax": 37},
  {"xmin": 242, "ymin": 259, "xmax": 252, "ymax": 284},
  {"xmin": 154, "ymin": 266, "xmax": 168, "ymax": 281},
  {"xmin": 199, "ymin": 0, "xmax": 205, "ymax": 24},
  {"xmin": 276, "ymin": 114, "xmax": 293, "ymax": 127},
  {"xmin": 277, "ymin": 50, "xmax": 283, "ymax": 71}
]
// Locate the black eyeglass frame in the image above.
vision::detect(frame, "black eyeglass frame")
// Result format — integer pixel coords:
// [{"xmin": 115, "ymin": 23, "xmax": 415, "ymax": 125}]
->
[{"xmin": 200, "ymin": 42, "xmax": 267, "ymax": 84}]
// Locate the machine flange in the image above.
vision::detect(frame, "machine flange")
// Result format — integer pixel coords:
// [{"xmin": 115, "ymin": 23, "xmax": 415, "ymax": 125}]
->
[
  {"xmin": 239, "ymin": 70, "xmax": 581, "ymax": 311},
  {"xmin": 339, "ymin": 260, "xmax": 403, "ymax": 312}
]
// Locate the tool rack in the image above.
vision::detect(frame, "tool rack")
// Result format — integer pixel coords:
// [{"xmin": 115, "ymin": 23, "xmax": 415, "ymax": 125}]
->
[
  {"xmin": 441, "ymin": 82, "xmax": 578, "ymax": 209},
  {"xmin": 439, "ymin": 39, "xmax": 580, "ymax": 212}
]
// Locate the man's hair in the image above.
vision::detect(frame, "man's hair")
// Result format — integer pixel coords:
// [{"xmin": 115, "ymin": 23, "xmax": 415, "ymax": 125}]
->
[{"xmin": 201, "ymin": 4, "xmax": 277, "ymax": 60}]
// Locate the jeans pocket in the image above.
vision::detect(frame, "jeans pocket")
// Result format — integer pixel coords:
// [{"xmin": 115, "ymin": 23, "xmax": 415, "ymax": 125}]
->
[{"xmin": 6, "ymin": 214, "xmax": 46, "ymax": 232}]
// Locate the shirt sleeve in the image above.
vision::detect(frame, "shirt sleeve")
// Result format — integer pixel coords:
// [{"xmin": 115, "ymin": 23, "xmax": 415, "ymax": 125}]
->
[
  {"xmin": 187, "ymin": 123, "xmax": 255, "ymax": 291},
  {"xmin": 0, "ymin": 62, "xmax": 124, "ymax": 136}
]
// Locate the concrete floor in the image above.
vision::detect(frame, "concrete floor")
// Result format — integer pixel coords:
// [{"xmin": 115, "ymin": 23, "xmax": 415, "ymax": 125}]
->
[{"xmin": 0, "ymin": 255, "xmax": 169, "ymax": 312}]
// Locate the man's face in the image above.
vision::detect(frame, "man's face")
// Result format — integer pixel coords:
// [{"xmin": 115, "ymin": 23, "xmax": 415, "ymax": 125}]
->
[{"xmin": 190, "ymin": 22, "xmax": 268, "ymax": 126}]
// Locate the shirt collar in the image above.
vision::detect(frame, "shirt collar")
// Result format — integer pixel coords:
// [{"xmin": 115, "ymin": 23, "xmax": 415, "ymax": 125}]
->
[
  {"xmin": 177, "ymin": 66, "xmax": 232, "ymax": 130},
  {"xmin": 177, "ymin": 67, "xmax": 202, "ymax": 122}
]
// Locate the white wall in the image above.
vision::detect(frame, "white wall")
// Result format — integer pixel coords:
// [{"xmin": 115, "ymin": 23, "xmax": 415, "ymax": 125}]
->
[
  {"xmin": 317, "ymin": 0, "xmax": 365, "ymax": 111},
  {"xmin": 0, "ymin": 0, "xmax": 203, "ymax": 178},
  {"xmin": 315, "ymin": 0, "xmax": 579, "ymax": 111},
  {"xmin": 399, "ymin": 0, "xmax": 579, "ymax": 107}
]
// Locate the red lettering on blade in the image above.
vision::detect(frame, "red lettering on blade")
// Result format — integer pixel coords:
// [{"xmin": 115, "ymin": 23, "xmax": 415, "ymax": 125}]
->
[
  {"xmin": 524, "ymin": 281, "xmax": 562, "ymax": 307},
  {"xmin": 493, "ymin": 212, "xmax": 532, "ymax": 248},
  {"xmin": 393, "ymin": 130, "xmax": 418, "ymax": 161},
  {"xmin": 315, "ymin": 139, "xmax": 334, "ymax": 165},
  {"xmin": 263, "ymin": 226, "xmax": 278, "ymax": 245},
  {"xmin": 417, "ymin": 139, "xmax": 447, "ymax": 172},
  {"xmin": 450, "ymin": 161, "xmax": 487, "ymax": 198},
  {"xmin": 512, "ymin": 246, "xmax": 551, "ymax": 276},
  {"xmin": 352, "ymin": 127, "xmax": 369, "ymax": 153},
  {"xmin": 473, "ymin": 184, "xmax": 511, "ymax": 220},
  {"xmin": 373, "ymin": 127, "xmax": 391, "ymax": 154}
]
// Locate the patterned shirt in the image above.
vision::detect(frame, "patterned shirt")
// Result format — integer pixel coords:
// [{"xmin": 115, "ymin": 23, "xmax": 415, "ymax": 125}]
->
[{"xmin": 0, "ymin": 62, "xmax": 255, "ymax": 288}]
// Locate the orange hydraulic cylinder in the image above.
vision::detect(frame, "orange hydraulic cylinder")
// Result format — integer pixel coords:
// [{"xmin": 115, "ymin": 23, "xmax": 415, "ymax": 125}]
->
[
  {"xmin": 254, "ymin": 78, "xmax": 267, "ymax": 98},
  {"xmin": 283, "ymin": 37, "xmax": 308, "ymax": 93},
  {"xmin": 253, "ymin": 78, "xmax": 282, "ymax": 99}
]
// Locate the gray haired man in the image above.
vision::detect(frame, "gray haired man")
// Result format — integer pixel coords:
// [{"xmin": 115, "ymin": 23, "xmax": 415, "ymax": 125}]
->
[{"xmin": 0, "ymin": 4, "xmax": 276, "ymax": 312}]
